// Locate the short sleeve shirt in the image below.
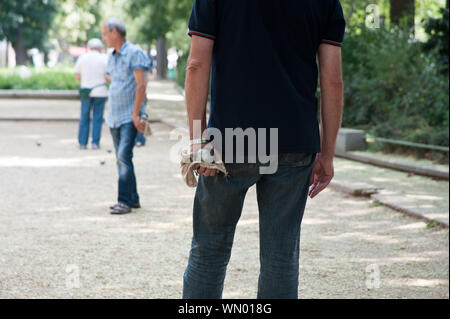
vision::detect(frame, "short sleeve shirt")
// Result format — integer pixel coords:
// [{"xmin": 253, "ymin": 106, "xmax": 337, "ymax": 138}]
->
[
  {"xmin": 106, "ymin": 41, "xmax": 149, "ymax": 128},
  {"xmin": 74, "ymin": 51, "xmax": 108, "ymax": 97},
  {"xmin": 188, "ymin": 0, "xmax": 346, "ymax": 154}
]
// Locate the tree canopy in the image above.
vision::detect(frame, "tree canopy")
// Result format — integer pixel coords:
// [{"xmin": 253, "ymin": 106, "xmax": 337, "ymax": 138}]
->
[
  {"xmin": 0, "ymin": 0, "xmax": 58, "ymax": 64},
  {"xmin": 51, "ymin": 0, "xmax": 103, "ymax": 48},
  {"xmin": 127, "ymin": 0, "xmax": 192, "ymax": 43},
  {"xmin": 0, "ymin": 0, "xmax": 448, "ymax": 66}
]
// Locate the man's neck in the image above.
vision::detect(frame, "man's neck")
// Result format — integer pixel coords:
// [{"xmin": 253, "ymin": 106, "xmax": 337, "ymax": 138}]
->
[{"xmin": 114, "ymin": 39, "xmax": 126, "ymax": 54}]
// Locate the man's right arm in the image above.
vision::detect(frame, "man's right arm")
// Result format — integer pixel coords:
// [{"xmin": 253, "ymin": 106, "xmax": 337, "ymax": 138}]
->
[{"xmin": 309, "ymin": 44, "xmax": 344, "ymax": 199}]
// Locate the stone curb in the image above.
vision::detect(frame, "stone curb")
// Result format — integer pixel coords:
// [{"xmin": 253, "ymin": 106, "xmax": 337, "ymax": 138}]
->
[
  {"xmin": 329, "ymin": 180, "xmax": 382, "ymax": 197},
  {"xmin": 0, "ymin": 117, "xmax": 80, "ymax": 122},
  {"xmin": 336, "ymin": 150, "xmax": 449, "ymax": 181},
  {"xmin": 0, "ymin": 90, "xmax": 79, "ymax": 100},
  {"xmin": 371, "ymin": 190, "xmax": 449, "ymax": 228},
  {"xmin": 329, "ymin": 180, "xmax": 448, "ymax": 228},
  {"xmin": 0, "ymin": 117, "xmax": 162, "ymax": 124}
]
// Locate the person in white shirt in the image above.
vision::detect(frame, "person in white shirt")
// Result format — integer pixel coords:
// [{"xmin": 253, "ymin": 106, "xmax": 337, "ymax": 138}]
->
[{"xmin": 74, "ymin": 38, "xmax": 108, "ymax": 149}]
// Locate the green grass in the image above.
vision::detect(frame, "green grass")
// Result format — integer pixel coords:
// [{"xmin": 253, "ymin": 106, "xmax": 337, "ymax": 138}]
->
[
  {"xmin": 370, "ymin": 200, "xmax": 383, "ymax": 208},
  {"xmin": 426, "ymin": 220, "xmax": 439, "ymax": 229},
  {"xmin": 0, "ymin": 67, "xmax": 79, "ymax": 90}
]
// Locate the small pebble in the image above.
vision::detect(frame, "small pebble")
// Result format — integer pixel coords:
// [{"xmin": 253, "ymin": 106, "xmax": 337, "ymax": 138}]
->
[
  {"xmin": 36, "ymin": 141, "xmax": 41, "ymax": 147},
  {"xmin": 100, "ymin": 160, "xmax": 106, "ymax": 165}
]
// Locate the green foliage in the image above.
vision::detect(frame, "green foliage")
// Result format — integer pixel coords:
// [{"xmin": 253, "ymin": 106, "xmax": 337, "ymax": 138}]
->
[
  {"xmin": 127, "ymin": 0, "xmax": 192, "ymax": 43},
  {"xmin": 341, "ymin": 0, "xmax": 390, "ymax": 27},
  {"xmin": 0, "ymin": 68, "xmax": 79, "ymax": 90},
  {"xmin": 168, "ymin": 19, "xmax": 190, "ymax": 88},
  {"xmin": 99, "ymin": 0, "xmax": 141, "ymax": 43},
  {"xmin": 176, "ymin": 50, "xmax": 189, "ymax": 89},
  {"xmin": 342, "ymin": 24, "xmax": 449, "ymax": 149},
  {"xmin": 51, "ymin": 0, "xmax": 103, "ymax": 47},
  {"xmin": 0, "ymin": 0, "xmax": 58, "ymax": 50},
  {"xmin": 423, "ymin": 6, "xmax": 449, "ymax": 68},
  {"xmin": 426, "ymin": 220, "xmax": 439, "ymax": 229}
]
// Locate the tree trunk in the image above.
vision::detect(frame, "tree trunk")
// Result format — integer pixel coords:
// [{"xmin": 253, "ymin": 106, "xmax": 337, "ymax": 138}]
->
[
  {"xmin": 4, "ymin": 41, "xmax": 8, "ymax": 67},
  {"xmin": 156, "ymin": 37, "xmax": 168, "ymax": 80},
  {"xmin": 390, "ymin": 0, "xmax": 415, "ymax": 27},
  {"xmin": 43, "ymin": 51, "xmax": 49, "ymax": 66},
  {"xmin": 12, "ymin": 26, "xmax": 28, "ymax": 66}
]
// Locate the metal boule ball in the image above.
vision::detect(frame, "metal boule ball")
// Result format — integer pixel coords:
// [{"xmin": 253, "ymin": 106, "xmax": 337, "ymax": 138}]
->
[
  {"xmin": 36, "ymin": 141, "xmax": 41, "ymax": 147},
  {"xmin": 100, "ymin": 159, "xmax": 106, "ymax": 165},
  {"xmin": 195, "ymin": 148, "xmax": 215, "ymax": 163}
]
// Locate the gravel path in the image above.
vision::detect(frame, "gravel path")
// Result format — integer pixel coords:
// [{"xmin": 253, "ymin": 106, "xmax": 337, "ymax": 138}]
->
[{"xmin": 0, "ymin": 120, "xmax": 448, "ymax": 299}]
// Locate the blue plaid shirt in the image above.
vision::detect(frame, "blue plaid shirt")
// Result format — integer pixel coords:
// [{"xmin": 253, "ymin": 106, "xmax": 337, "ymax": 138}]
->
[{"xmin": 106, "ymin": 41, "xmax": 149, "ymax": 128}]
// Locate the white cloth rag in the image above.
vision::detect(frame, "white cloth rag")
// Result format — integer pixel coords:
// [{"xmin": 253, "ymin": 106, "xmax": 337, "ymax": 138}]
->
[
  {"xmin": 180, "ymin": 149, "xmax": 228, "ymax": 188},
  {"xmin": 142, "ymin": 118, "xmax": 153, "ymax": 137}
]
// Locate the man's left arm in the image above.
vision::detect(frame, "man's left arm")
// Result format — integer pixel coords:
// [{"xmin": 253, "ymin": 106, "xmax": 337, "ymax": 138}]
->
[{"xmin": 132, "ymin": 68, "xmax": 147, "ymax": 133}]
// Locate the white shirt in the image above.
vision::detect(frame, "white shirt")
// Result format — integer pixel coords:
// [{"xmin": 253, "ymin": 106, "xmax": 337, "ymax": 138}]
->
[{"xmin": 74, "ymin": 50, "xmax": 108, "ymax": 97}]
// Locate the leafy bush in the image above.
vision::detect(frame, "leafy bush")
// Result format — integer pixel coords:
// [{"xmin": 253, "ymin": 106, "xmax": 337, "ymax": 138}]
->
[
  {"xmin": 342, "ymin": 24, "xmax": 449, "ymax": 151},
  {"xmin": 423, "ymin": 6, "xmax": 449, "ymax": 69},
  {"xmin": 0, "ymin": 68, "xmax": 79, "ymax": 90}
]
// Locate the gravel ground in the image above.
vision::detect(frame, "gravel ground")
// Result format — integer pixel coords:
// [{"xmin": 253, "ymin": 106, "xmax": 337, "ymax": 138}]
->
[{"xmin": 0, "ymin": 121, "xmax": 448, "ymax": 299}]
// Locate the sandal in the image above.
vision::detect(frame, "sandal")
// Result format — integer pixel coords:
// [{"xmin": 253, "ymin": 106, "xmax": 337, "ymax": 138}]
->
[
  {"xmin": 110, "ymin": 203, "xmax": 132, "ymax": 215},
  {"xmin": 110, "ymin": 202, "xmax": 140, "ymax": 209}
]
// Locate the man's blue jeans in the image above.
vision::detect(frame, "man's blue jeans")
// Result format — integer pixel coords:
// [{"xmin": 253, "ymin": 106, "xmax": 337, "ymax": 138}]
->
[
  {"xmin": 183, "ymin": 153, "xmax": 316, "ymax": 299},
  {"xmin": 109, "ymin": 122, "xmax": 140, "ymax": 207},
  {"xmin": 78, "ymin": 97, "xmax": 106, "ymax": 146}
]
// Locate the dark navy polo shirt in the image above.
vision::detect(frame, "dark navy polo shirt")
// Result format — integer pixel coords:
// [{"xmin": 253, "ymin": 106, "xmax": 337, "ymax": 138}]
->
[{"xmin": 188, "ymin": 0, "xmax": 346, "ymax": 154}]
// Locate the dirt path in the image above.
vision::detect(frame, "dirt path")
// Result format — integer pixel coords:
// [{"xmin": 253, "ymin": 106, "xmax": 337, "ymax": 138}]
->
[{"xmin": 0, "ymin": 120, "xmax": 447, "ymax": 299}]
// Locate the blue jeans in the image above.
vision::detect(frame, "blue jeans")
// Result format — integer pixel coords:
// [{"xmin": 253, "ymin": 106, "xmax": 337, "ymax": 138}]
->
[
  {"xmin": 78, "ymin": 97, "xmax": 106, "ymax": 146},
  {"xmin": 183, "ymin": 153, "xmax": 317, "ymax": 299},
  {"xmin": 109, "ymin": 122, "xmax": 140, "ymax": 206}
]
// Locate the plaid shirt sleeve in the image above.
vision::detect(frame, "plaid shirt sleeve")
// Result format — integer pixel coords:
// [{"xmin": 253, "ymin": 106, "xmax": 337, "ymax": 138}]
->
[{"xmin": 130, "ymin": 50, "xmax": 150, "ymax": 71}]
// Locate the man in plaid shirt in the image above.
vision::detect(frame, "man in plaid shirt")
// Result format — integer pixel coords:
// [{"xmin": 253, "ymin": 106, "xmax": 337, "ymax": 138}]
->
[{"xmin": 102, "ymin": 18, "xmax": 150, "ymax": 215}]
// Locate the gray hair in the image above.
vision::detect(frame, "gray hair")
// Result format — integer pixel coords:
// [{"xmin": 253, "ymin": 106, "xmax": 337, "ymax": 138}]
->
[
  {"xmin": 103, "ymin": 17, "xmax": 126, "ymax": 37},
  {"xmin": 87, "ymin": 38, "xmax": 104, "ymax": 49}
]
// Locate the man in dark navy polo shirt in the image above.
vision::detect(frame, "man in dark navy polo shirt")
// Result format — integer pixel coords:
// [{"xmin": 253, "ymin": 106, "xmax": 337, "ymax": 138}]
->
[{"xmin": 183, "ymin": 0, "xmax": 345, "ymax": 299}]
